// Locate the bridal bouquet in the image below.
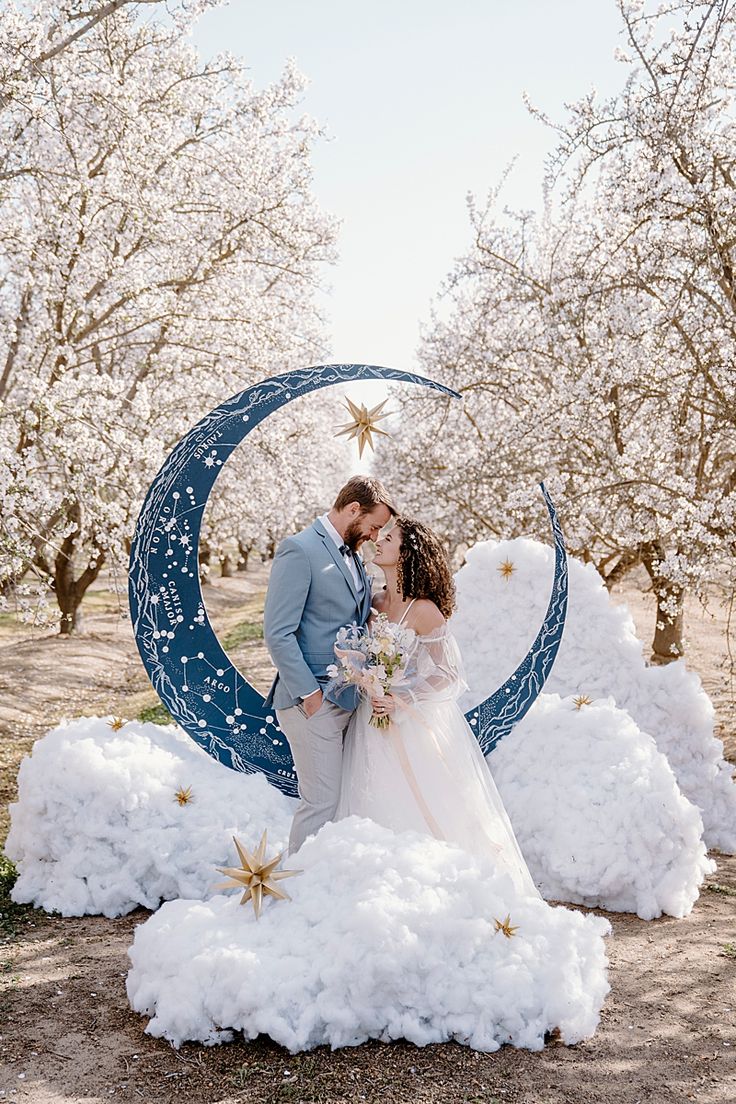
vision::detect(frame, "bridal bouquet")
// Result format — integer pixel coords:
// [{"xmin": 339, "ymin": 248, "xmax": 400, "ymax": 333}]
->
[{"xmin": 327, "ymin": 612, "xmax": 413, "ymax": 729}]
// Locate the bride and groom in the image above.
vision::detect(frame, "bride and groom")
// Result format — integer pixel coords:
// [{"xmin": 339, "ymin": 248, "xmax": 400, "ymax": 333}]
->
[{"xmin": 263, "ymin": 475, "xmax": 539, "ymax": 899}]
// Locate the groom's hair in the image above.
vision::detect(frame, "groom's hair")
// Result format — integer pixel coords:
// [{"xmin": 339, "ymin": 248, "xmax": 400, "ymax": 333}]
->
[{"xmin": 333, "ymin": 476, "xmax": 397, "ymax": 515}]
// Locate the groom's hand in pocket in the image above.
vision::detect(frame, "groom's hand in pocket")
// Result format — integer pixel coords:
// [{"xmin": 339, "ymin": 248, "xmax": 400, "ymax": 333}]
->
[{"xmin": 302, "ymin": 689, "xmax": 323, "ymax": 718}]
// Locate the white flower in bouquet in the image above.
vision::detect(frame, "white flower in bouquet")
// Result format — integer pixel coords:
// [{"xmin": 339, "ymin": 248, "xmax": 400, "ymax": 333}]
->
[{"xmin": 330, "ymin": 612, "xmax": 411, "ymax": 729}]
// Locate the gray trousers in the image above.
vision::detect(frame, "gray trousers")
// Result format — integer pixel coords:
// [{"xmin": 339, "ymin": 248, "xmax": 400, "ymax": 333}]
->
[{"xmin": 276, "ymin": 699, "xmax": 353, "ymax": 855}]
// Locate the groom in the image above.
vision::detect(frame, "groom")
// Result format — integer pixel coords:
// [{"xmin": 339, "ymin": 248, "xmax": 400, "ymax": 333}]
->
[{"xmin": 264, "ymin": 476, "xmax": 396, "ymax": 854}]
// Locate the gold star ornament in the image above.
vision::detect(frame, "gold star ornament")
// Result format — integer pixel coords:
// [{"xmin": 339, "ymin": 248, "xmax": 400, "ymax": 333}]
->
[
  {"xmin": 494, "ymin": 913, "xmax": 519, "ymax": 939},
  {"xmin": 216, "ymin": 830, "xmax": 302, "ymax": 920},
  {"xmin": 107, "ymin": 716, "xmax": 127, "ymax": 730},
  {"xmin": 334, "ymin": 396, "xmax": 392, "ymax": 458},
  {"xmin": 174, "ymin": 785, "xmax": 194, "ymax": 806},
  {"xmin": 497, "ymin": 559, "xmax": 516, "ymax": 581},
  {"xmin": 573, "ymin": 695, "xmax": 593, "ymax": 710}
]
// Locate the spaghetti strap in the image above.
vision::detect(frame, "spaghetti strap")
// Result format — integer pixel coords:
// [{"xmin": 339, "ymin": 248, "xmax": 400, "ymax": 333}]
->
[{"xmin": 397, "ymin": 598, "xmax": 417, "ymax": 626}]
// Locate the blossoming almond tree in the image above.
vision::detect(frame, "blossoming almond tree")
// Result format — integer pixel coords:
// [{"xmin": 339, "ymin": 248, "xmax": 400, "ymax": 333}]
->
[
  {"xmin": 0, "ymin": 1, "xmax": 338, "ymax": 631},
  {"xmin": 381, "ymin": 0, "xmax": 736, "ymax": 661}
]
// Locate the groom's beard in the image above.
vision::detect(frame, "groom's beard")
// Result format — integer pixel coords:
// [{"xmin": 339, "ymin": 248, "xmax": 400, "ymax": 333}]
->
[{"xmin": 343, "ymin": 520, "xmax": 366, "ymax": 552}]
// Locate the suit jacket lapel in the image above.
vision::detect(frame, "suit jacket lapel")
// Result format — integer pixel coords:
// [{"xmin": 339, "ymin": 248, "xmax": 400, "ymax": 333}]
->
[{"xmin": 312, "ymin": 519, "xmax": 359, "ymax": 601}]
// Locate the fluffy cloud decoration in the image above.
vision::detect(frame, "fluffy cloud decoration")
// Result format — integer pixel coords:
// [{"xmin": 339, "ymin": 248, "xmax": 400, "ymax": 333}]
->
[
  {"xmin": 452, "ymin": 538, "xmax": 736, "ymax": 852},
  {"xmin": 6, "ymin": 716, "xmax": 295, "ymax": 917},
  {"xmin": 489, "ymin": 695, "xmax": 715, "ymax": 919},
  {"xmin": 126, "ymin": 816, "xmax": 611, "ymax": 1053}
]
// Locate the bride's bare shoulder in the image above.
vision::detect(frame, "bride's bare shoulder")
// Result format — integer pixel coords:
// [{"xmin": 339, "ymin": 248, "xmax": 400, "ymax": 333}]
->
[{"xmin": 409, "ymin": 599, "xmax": 445, "ymax": 635}]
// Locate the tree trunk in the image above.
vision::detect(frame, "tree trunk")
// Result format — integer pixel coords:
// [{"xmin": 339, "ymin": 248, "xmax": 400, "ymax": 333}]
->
[
  {"xmin": 199, "ymin": 541, "xmax": 211, "ymax": 586},
  {"xmin": 640, "ymin": 541, "xmax": 686, "ymax": 663},
  {"xmin": 236, "ymin": 541, "xmax": 252, "ymax": 572},
  {"xmin": 53, "ymin": 505, "xmax": 106, "ymax": 635},
  {"xmin": 220, "ymin": 554, "xmax": 234, "ymax": 577}
]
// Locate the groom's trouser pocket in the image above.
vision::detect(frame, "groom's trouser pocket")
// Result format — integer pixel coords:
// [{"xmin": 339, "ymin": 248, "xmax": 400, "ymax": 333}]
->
[{"xmin": 276, "ymin": 703, "xmax": 351, "ymax": 851}]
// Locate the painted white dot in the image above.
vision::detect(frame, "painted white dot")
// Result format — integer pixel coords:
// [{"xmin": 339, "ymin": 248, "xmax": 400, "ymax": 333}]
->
[
  {"xmin": 162, "ymin": 646, "xmax": 169, "ymax": 653},
  {"xmin": 266, "ymin": 715, "xmax": 274, "ymax": 724},
  {"xmin": 259, "ymin": 727, "xmax": 266, "ymax": 735},
  {"xmin": 183, "ymin": 685, "xmax": 189, "ymax": 692},
  {"xmin": 272, "ymin": 739, "xmax": 279, "ymax": 746},
  {"xmin": 153, "ymin": 631, "xmax": 161, "ymax": 639},
  {"xmin": 216, "ymin": 668, "xmax": 224, "ymax": 676},
  {"xmin": 226, "ymin": 715, "xmax": 234, "ymax": 724},
  {"xmin": 234, "ymin": 708, "xmax": 242, "ymax": 716},
  {"xmin": 177, "ymin": 615, "xmax": 184, "ymax": 622},
  {"xmin": 188, "ymin": 624, "xmax": 194, "ymax": 629},
  {"xmin": 186, "ymin": 486, "xmax": 193, "ymax": 493},
  {"xmin": 181, "ymin": 656, "xmax": 188, "ymax": 663},
  {"xmin": 173, "ymin": 492, "xmax": 180, "ymax": 499},
  {"xmin": 198, "ymin": 719, "xmax": 206, "ymax": 728},
  {"xmin": 242, "ymin": 415, "xmax": 249, "ymax": 422},
  {"xmin": 197, "ymin": 651, "xmax": 204, "ymax": 659},
  {"xmin": 203, "ymin": 693, "xmax": 211, "ymax": 702},
  {"xmin": 162, "ymin": 573, "xmax": 168, "ymax": 579},
  {"xmin": 181, "ymin": 567, "xmax": 187, "ymax": 573}
]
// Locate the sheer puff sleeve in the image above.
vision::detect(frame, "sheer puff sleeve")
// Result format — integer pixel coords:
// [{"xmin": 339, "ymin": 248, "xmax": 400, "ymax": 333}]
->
[{"xmin": 393, "ymin": 625, "xmax": 469, "ymax": 706}]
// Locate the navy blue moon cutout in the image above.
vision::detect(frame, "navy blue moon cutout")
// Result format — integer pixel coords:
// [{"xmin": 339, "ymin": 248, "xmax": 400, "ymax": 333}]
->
[
  {"xmin": 129, "ymin": 365, "xmax": 568, "ymax": 796},
  {"xmin": 466, "ymin": 482, "xmax": 568, "ymax": 756},
  {"xmin": 129, "ymin": 364, "xmax": 460, "ymax": 798}
]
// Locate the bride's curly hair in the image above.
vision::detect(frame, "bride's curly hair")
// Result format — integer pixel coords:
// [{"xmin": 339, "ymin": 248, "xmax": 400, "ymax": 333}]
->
[{"xmin": 393, "ymin": 516, "xmax": 456, "ymax": 620}]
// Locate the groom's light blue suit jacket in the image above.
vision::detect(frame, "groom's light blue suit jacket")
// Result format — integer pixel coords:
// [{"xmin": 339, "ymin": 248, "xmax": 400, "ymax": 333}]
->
[{"xmin": 263, "ymin": 519, "xmax": 373, "ymax": 712}]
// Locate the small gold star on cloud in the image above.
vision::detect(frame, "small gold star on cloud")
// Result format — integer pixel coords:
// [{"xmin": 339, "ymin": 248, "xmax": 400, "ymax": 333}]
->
[
  {"xmin": 334, "ymin": 396, "xmax": 393, "ymax": 457},
  {"xmin": 174, "ymin": 785, "xmax": 194, "ymax": 806},
  {"xmin": 497, "ymin": 559, "xmax": 516, "ymax": 581},
  {"xmin": 573, "ymin": 695, "xmax": 593, "ymax": 709},
  {"xmin": 494, "ymin": 913, "xmax": 519, "ymax": 939},
  {"xmin": 107, "ymin": 717, "xmax": 127, "ymax": 730},
  {"xmin": 215, "ymin": 830, "xmax": 302, "ymax": 920}
]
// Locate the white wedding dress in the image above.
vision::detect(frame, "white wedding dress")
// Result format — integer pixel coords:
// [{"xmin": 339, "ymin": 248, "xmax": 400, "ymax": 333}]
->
[{"xmin": 335, "ymin": 602, "xmax": 541, "ymax": 899}]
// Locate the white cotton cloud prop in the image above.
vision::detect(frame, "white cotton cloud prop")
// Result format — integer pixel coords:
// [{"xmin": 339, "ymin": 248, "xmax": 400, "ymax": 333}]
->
[
  {"xmin": 5, "ymin": 716, "xmax": 295, "ymax": 917},
  {"xmin": 489, "ymin": 695, "xmax": 715, "ymax": 919},
  {"xmin": 126, "ymin": 816, "xmax": 611, "ymax": 1054},
  {"xmin": 451, "ymin": 538, "xmax": 736, "ymax": 853}
]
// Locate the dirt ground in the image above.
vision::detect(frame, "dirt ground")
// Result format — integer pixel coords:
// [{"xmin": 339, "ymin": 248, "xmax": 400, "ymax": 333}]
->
[{"xmin": 1, "ymin": 565, "xmax": 735, "ymax": 1104}]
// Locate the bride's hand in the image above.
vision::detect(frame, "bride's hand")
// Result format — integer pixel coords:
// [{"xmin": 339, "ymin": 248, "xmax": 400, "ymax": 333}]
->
[{"xmin": 370, "ymin": 694, "xmax": 396, "ymax": 715}]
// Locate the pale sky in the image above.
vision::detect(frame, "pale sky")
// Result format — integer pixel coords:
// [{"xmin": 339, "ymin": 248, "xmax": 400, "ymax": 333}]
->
[{"xmin": 192, "ymin": 0, "xmax": 625, "ymax": 371}]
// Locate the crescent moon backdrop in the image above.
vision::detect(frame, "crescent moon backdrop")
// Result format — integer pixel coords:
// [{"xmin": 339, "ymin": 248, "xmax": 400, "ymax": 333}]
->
[{"xmin": 129, "ymin": 364, "xmax": 568, "ymax": 798}]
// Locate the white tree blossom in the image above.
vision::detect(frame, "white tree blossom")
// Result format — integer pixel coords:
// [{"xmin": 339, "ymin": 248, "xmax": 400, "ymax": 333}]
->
[
  {"xmin": 382, "ymin": 0, "xmax": 736, "ymax": 661},
  {"xmin": 0, "ymin": 1, "xmax": 339, "ymax": 630}
]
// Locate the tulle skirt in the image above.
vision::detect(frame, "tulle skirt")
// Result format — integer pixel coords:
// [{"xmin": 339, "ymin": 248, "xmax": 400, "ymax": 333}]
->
[{"xmin": 336, "ymin": 695, "xmax": 541, "ymax": 899}]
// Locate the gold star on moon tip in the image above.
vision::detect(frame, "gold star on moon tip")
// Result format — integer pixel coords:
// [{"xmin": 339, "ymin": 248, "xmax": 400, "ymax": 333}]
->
[
  {"xmin": 573, "ymin": 695, "xmax": 593, "ymax": 710},
  {"xmin": 497, "ymin": 560, "xmax": 516, "ymax": 581},
  {"xmin": 494, "ymin": 914, "xmax": 519, "ymax": 939},
  {"xmin": 215, "ymin": 830, "xmax": 302, "ymax": 920},
  {"xmin": 334, "ymin": 396, "xmax": 393, "ymax": 458},
  {"xmin": 174, "ymin": 785, "xmax": 194, "ymax": 806}
]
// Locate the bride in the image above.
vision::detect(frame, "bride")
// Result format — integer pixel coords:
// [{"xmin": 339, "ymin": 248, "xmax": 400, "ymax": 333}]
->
[{"xmin": 334, "ymin": 516, "xmax": 541, "ymax": 900}]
